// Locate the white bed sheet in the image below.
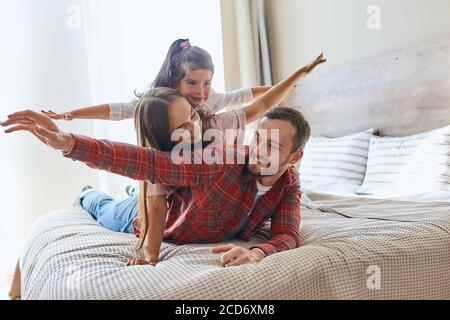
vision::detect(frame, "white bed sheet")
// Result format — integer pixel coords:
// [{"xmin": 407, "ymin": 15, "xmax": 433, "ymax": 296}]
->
[
  {"xmin": 303, "ymin": 187, "xmax": 450, "ymax": 203},
  {"xmin": 20, "ymin": 193, "xmax": 450, "ymax": 300}
]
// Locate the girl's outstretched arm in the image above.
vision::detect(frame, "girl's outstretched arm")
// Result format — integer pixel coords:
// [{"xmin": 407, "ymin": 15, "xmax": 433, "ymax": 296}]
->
[
  {"xmin": 251, "ymin": 86, "xmax": 272, "ymax": 98},
  {"xmin": 41, "ymin": 104, "xmax": 111, "ymax": 121},
  {"xmin": 243, "ymin": 53, "xmax": 326, "ymax": 123},
  {"xmin": 42, "ymin": 87, "xmax": 270, "ymax": 122}
]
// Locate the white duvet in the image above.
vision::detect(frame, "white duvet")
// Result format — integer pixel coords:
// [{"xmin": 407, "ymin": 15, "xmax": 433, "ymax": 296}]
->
[{"xmin": 20, "ymin": 192, "xmax": 450, "ymax": 300}]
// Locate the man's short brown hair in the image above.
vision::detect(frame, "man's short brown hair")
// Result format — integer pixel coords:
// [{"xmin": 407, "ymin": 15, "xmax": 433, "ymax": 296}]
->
[{"xmin": 264, "ymin": 107, "xmax": 311, "ymax": 153}]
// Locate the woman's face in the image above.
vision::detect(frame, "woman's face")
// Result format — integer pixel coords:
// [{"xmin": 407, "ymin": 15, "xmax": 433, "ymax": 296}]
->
[
  {"xmin": 177, "ymin": 69, "xmax": 213, "ymax": 108},
  {"xmin": 167, "ymin": 97, "xmax": 202, "ymax": 144}
]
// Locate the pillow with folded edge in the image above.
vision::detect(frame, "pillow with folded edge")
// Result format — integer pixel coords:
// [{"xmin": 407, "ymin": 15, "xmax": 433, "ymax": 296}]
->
[
  {"xmin": 299, "ymin": 128, "xmax": 375, "ymax": 193},
  {"xmin": 356, "ymin": 125, "xmax": 450, "ymax": 195}
]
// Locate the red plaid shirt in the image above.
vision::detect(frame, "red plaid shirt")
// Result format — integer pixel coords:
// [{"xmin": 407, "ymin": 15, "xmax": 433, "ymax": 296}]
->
[{"xmin": 64, "ymin": 134, "xmax": 301, "ymax": 256}]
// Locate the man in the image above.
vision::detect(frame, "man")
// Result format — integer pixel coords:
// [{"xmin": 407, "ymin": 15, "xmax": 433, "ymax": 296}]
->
[{"xmin": 2, "ymin": 107, "xmax": 310, "ymax": 267}]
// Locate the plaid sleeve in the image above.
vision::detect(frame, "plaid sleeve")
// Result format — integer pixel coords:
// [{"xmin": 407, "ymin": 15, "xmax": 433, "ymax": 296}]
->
[
  {"xmin": 64, "ymin": 134, "xmax": 227, "ymax": 186},
  {"xmin": 251, "ymin": 186, "xmax": 301, "ymax": 256}
]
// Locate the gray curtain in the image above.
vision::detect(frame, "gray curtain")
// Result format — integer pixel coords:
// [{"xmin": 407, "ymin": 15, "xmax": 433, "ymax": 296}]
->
[
  {"xmin": 251, "ymin": 0, "xmax": 273, "ymax": 85},
  {"xmin": 220, "ymin": 0, "xmax": 273, "ymax": 89}
]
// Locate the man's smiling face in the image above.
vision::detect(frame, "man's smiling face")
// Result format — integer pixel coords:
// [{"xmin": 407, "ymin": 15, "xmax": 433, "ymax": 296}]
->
[{"xmin": 248, "ymin": 117, "xmax": 300, "ymax": 177}]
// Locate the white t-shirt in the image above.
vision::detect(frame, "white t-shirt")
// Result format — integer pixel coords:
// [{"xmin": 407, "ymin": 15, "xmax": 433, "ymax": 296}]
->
[
  {"xmin": 230, "ymin": 180, "xmax": 273, "ymax": 245},
  {"xmin": 254, "ymin": 181, "xmax": 272, "ymax": 204},
  {"xmin": 109, "ymin": 88, "xmax": 253, "ymax": 121}
]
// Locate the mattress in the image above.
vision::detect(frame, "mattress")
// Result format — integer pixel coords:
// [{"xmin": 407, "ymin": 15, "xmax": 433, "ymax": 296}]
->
[{"xmin": 20, "ymin": 192, "xmax": 450, "ymax": 300}]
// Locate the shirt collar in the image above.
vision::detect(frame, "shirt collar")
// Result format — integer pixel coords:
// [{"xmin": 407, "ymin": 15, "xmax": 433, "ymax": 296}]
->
[{"xmin": 241, "ymin": 164, "xmax": 298, "ymax": 186}]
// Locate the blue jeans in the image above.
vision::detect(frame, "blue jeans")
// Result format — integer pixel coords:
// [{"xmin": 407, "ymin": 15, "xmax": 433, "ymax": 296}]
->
[{"xmin": 81, "ymin": 189, "xmax": 139, "ymax": 233}]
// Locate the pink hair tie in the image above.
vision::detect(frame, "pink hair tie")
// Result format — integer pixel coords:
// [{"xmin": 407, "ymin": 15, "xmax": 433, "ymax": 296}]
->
[{"xmin": 180, "ymin": 40, "xmax": 191, "ymax": 49}]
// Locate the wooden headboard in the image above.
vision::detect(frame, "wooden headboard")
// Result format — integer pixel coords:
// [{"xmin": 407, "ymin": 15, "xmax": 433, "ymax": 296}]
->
[{"xmin": 281, "ymin": 35, "xmax": 450, "ymax": 137}]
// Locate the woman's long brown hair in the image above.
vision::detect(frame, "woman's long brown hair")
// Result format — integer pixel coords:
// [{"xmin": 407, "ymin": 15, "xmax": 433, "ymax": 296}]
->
[
  {"xmin": 134, "ymin": 88, "xmax": 180, "ymax": 249},
  {"xmin": 133, "ymin": 87, "xmax": 211, "ymax": 249}
]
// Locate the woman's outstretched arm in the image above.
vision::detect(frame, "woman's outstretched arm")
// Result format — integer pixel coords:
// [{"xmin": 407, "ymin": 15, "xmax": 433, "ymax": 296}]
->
[{"xmin": 1, "ymin": 110, "xmax": 227, "ymax": 186}]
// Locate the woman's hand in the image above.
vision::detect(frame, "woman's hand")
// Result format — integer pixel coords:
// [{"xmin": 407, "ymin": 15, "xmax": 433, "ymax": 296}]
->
[
  {"xmin": 1, "ymin": 110, "xmax": 75, "ymax": 152},
  {"xmin": 41, "ymin": 109, "xmax": 74, "ymax": 121},
  {"xmin": 125, "ymin": 259, "xmax": 157, "ymax": 267},
  {"xmin": 125, "ymin": 246, "xmax": 159, "ymax": 267}
]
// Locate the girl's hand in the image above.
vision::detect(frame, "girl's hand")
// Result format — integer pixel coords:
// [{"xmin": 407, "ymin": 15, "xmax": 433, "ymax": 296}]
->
[
  {"xmin": 299, "ymin": 53, "xmax": 327, "ymax": 76},
  {"xmin": 125, "ymin": 259, "xmax": 157, "ymax": 267},
  {"xmin": 41, "ymin": 109, "xmax": 74, "ymax": 121},
  {"xmin": 1, "ymin": 110, "xmax": 74, "ymax": 152}
]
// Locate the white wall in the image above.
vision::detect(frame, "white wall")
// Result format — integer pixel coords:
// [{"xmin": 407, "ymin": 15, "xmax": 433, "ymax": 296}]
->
[
  {"xmin": 84, "ymin": 0, "xmax": 225, "ymax": 200},
  {"xmin": 0, "ymin": 0, "xmax": 99, "ymax": 275},
  {"xmin": 266, "ymin": 0, "xmax": 450, "ymax": 81},
  {"xmin": 0, "ymin": 0, "xmax": 225, "ymax": 280}
]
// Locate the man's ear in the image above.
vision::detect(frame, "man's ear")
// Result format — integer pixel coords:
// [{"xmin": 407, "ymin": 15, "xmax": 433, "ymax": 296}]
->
[{"xmin": 289, "ymin": 150, "xmax": 303, "ymax": 166}]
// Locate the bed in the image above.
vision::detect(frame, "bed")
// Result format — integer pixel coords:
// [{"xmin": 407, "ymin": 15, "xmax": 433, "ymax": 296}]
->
[{"xmin": 11, "ymin": 35, "xmax": 450, "ymax": 300}]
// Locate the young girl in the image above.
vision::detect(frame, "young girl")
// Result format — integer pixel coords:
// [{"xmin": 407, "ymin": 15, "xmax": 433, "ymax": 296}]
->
[{"xmin": 42, "ymin": 39, "xmax": 270, "ymax": 120}]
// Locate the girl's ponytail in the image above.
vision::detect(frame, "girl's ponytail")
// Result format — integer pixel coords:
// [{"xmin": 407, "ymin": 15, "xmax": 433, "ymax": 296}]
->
[
  {"xmin": 152, "ymin": 39, "xmax": 214, "ymax": 89},
  {"xmin": 152, "ymin": 39, "xmax": 190, "ymax": 88}
]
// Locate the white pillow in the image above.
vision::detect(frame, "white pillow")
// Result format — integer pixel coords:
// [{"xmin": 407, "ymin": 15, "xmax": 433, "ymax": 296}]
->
[
  {"xmin": 299, "ymin": 129, "xmax": 374, "ymax": 192},
  {"xmin": 300, "ymin": 181, "xmax": 361, "ymax": 193},
  {"xmin": 357, "ymin": 125, "xmax": 450, "ymax": 194}
]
